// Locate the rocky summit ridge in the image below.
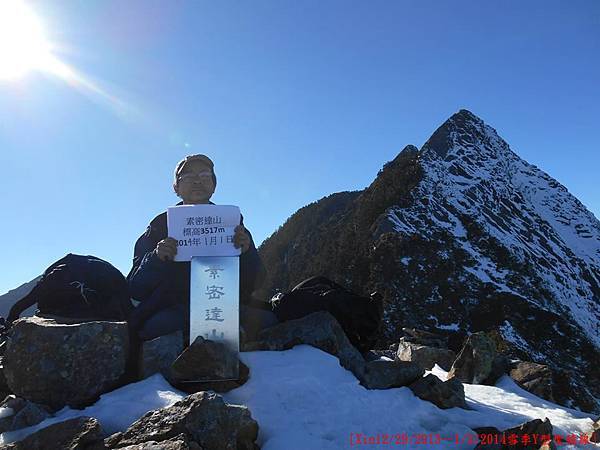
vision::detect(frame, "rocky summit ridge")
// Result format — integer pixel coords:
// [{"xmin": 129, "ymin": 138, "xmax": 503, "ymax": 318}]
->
[
  {"xmin": 258, "ymin": 109, "xmax": 600, "ymax": 413},
  {"xmin": 386, "ymin": 109, "xmax": 600, "ymax": 345}
]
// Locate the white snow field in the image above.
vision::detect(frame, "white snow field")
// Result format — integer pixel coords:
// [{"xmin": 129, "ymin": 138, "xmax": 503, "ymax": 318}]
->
[{"xmin": 1, "ymin": 345, "xmax": 597, "ymax": 449}]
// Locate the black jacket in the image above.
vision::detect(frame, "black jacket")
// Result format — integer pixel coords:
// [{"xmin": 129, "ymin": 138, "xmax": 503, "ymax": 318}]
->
[{"xmin": 127, "ymin": 203, "xmax": 266, "ymax": 327}]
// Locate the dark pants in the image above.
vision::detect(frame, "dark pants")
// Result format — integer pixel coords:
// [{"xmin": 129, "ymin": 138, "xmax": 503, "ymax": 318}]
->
[{"xmin": 137, "ymin": 303, "xmax": 279, "ymax": 342}]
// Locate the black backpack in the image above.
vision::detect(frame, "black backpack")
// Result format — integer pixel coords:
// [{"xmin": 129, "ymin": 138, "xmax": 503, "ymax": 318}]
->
[
  {"xmin": 7, "ymin": 254, "xmax": 132, "ymax": 323},
  {"xmin": 270, "ymin": 276, "xmax": 383, "ymax": 353}
]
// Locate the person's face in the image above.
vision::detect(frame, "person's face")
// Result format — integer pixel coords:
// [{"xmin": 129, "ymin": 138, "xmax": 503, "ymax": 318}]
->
[{"xmin": 174, "ymin": 160, "xmax": 216, "ymax": 204}]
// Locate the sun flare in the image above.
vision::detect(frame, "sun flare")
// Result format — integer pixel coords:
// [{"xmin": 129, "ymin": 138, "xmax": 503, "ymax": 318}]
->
[
  {"xmin": 0, "ymin": 0, "xmax": 131, "ymax": 116},
  {"xmin": 0, "ymin": 0, "xmax": 59, "ymax": 80}
]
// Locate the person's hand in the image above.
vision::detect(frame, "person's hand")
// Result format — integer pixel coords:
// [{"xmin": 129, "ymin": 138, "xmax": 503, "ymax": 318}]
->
[
  {"xmin": 234, "ymin": 225, "xmax": 251, "ymax": 253},
  {"xmin": 156, "ymin": 237, "xmax": 178, "ymax": 261}
]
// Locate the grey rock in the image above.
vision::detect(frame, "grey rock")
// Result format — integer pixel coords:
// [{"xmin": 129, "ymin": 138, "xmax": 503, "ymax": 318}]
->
[
  {"xmin": 141, "ymin": 331, "xmax": 184, "ymax": 379},
  {"xmin": 167, "ymin": 337, "xmax": 249, "ymax": 393},
  {"xmin": 509, "ymin": 361, "xmax": 554, "ymax": 402},
  {"xmin": 0, "ymin": 416, "xmax": 104, "ymax": 450},
  {"xmin": 409, "ymin": 374, "xmax": 468, "ymax": 409},
  {"xmin": 0, "ymin": 395, "xmax": 52, "ymax": 433},
  {"xmin": 482, "ymin": 355, "xmax": 511, "ymax": 385},
  {"xmin": 174, "ymin": 362, "xmax": 250, "ymax": 395},
  {"xmin": 401, "ymin": 328, "xmax": 447, "ymax": 348},
  {"xmin": 170, "ymin": 337, "xmax": 239, "ymax": 381},
  {"xmin": 396, "ymin": 339, "xmax": 456, "ymax": 371},
  {"xmin": 548, "ymin": 367, "xmax": 597, "ymax": 414},
  {"xmin": 251, "ymin": 311, "xmax": 366, "ymax": 380},
  {"xmin": 0, "ymin": 356, "xmax": 11, "ymax": 400},
  {"xmin": 362, "ymin": 360, "xmax": 424, "ymax": 389},
  {"xmin": 104, "ymin": 391, "xmax": 258, "ymax": 450},
  {"xmin": 473, "ymin": 417, "xmax": 555, "ymax": 449},
  {"xmin": 447, "ymin": 332, "xmax": 495, "ymax": 384},
  {"xmin": 3, "ymin": 317, "xmax": 129, "ymax": 409},
  {"xmin": 114, "ymin": 433, "xmax": 199, "ymax": 449}
]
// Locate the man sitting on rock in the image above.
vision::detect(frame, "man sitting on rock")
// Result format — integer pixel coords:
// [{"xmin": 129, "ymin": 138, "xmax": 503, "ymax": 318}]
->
[{"xmin": 127, "ymin": 154, "xmax": 277, "ymax": 343}]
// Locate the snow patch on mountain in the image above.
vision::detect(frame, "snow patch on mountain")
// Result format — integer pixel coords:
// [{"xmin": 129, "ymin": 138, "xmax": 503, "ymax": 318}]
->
[{"xmin": 386, "ymin": 110, "xmax": 600, "ymax": 347}]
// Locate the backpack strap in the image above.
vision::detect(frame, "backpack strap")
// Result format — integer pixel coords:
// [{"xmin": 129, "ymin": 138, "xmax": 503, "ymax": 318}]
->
[
  {"xmin": 292, "ymin": 275, "xmax": 346, "ymax": 293},
  {"xmin": 6, "ymin": 288, "xmax": 38, "ymax": 323}
]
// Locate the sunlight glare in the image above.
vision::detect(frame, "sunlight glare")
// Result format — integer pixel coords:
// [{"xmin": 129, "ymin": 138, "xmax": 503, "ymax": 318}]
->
[
  {"xmin": 0, "ymin": 0, "xmax": 133, "ymax": 117},
  {"xmin": 0, "ymin": 0, "xmax": 55, "ymax": 80}
]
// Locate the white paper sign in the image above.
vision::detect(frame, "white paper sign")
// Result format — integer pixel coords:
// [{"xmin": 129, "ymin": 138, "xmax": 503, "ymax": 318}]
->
[{"xmin": 167, "ymin": 205, "xmax": 241, "ymax": 261}]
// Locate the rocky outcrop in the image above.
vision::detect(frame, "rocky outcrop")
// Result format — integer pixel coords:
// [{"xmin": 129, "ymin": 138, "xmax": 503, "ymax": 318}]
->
[
  {"xmin": 0, "ymin": 417, "xmax": 104, "ymax": 450},
  {"xmin": 448, "ymin": 332, "xmax": 496, "ymax": 384},
  {"xmin": 0, "ymin": 395, "xmax": 51, "ymax": 434},
  {"xmin": 505, "ymin": 359, "xmax": 596, "ymax": 413},
  {"xmin": 401, "ymin": 328, "xmax": 448, "ymax": 348},
  {"xmin": 0, "ymin": 356, "xmax": 11, "ymax": 401},
  {"xmin": 409, "ymin": 374, "xmax": 467, "ymax": 409},
  {"xmin": 167, "ymin": 337, "xmax": 249, "ymax": 393},
  {"xmin": 2, "ymin": 317, "xmax": 129, "ymax": 409},
  {"xmin": 361, "ymin": 360, "xmax": 424, "ymax": 389},
  {"xmin": 257, "ymin": 109, "xmax": 600, "ymax": 413},
  {"xmin": 246, "ymin": 311, "xmax": 366, "ymax": 381},
  {"xmin": 104, "ymin": 391, "xmax": 258, "ymax": 450},
  {"xmin": 481, "ymin": 355, "xmax": 511, "ymax": 385},
  {"xmin": 111, "ymin": 434, "xmax": 197, "ymax": 449},
  {"xmin": 170, "ymin": 337, "xmax": 239, "ymax": 381},
  {"xmin": 396, "ymin": 339, "xmax": 456, "ymax": 371},
  {"xmin": 509, "ymin": 361, "xmax": 554, "ymax": 401}
]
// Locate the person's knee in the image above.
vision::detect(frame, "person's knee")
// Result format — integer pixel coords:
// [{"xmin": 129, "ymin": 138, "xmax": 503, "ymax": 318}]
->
[
  {"xmin": 241, "ymin": 305, "xmax": 279, "ymax": 340},
  {"xmin": 137, "ymin": 306, "xmax": 185, "ymax": 341}
]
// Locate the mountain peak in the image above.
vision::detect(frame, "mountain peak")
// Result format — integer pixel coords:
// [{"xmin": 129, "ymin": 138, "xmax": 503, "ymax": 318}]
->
[
  {"xmin": 421, "ymin": 109, "xmax": 499, "ymax": 160},
  {"xmin": 455, "ymin": 108, "xmax": 482, "ymax": 122}
]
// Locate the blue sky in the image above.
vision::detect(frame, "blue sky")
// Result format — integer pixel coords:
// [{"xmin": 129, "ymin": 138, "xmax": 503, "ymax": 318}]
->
[{"xmin": 0, "ymin": 0, "xmax": 598, "ymax": 295}]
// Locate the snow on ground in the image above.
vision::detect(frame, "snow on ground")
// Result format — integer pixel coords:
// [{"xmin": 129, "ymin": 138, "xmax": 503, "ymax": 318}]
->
[
  {"xmin": 0, "ymin": 374, "xmax": 185, "ymax": 445},
  {"xmin": 225, "ymin": 346, "xmax": 598, "ymax": 449},
  {"xmin": 1, "ymin": 345, "xmax": 598, "ymax": 449}
]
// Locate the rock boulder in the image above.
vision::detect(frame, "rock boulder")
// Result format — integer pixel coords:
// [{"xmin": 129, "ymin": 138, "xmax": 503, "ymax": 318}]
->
[
  {"xmin": 0, "ymin": 395, "xmax": 52, "ymax": 434},
  {"xmin": 396, "ymin": 339, "xmax": 456, "ymax": 371},
  {"xmin": 509, "ymin": 361, "xmax": 554, "ymax": 401},
  {"xmin": 0, "ymin": 416, "xmax": 104, "ymax": 450},
  {"xmin": 104, "ymin": 391, "xmax": 258, "ymax": 450},
  {"xmin": 409, "ymin": 374, "xmax": 467, "ymax": 409},
  {"xmin": 362, "ymin": 360, "xmax": 424, "ymax": 389},
  {"xmin": 447, "ymin": 331, "xmax": 495, "ymax": 384},
  {"xmin": 167, "ymin": 337, "xmax": 249, "ymax": 393},
  {"xmin": 3, "ymin": 317, "xmax": 129, "ymax": 409},
  {"xmin": 247, "ymin": 311, "xmax": 366, "ymax": 381}
]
